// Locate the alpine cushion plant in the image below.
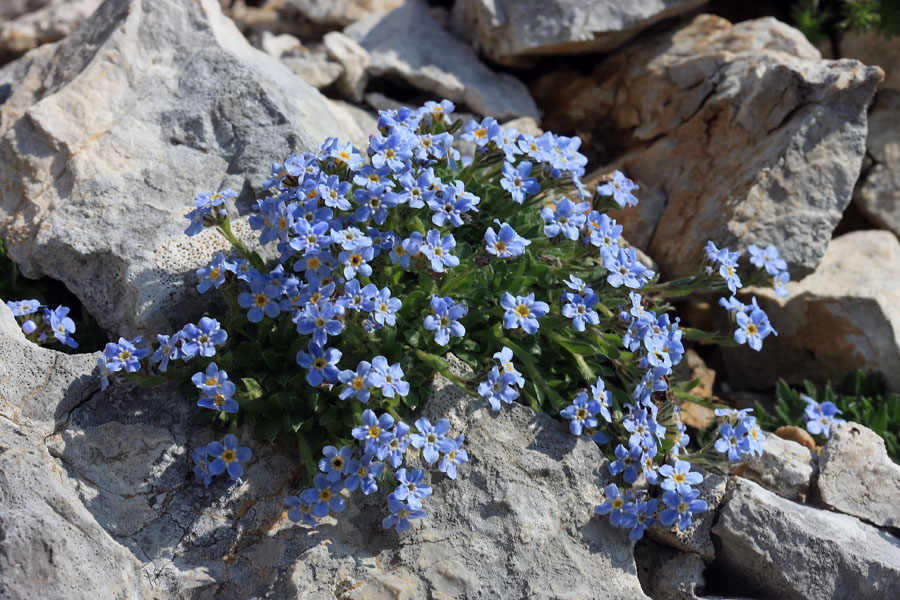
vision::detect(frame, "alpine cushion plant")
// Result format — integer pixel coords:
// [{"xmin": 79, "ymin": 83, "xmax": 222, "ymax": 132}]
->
[{"xmin": 94, "ymin": 99, "xmax": 788, "ymax": 537}]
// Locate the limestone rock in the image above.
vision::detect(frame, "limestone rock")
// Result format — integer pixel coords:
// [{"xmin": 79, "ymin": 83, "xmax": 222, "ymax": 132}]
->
[
  {"xmin": 0, "ymin": 0, "xmax": 102, "ymax": 63},
  {"xmin": 323, "ymin": 31, "xmax": 370, "ymax": 102},
  {"xmin": 634, "ymin": 540, "xmax": 707, "ymax": 600},
  {"xmin": 817, "ymin": 422, "xmax": 900, "ymax": 529},
  {"xmin": 283, "ymin": 0, "xmax": 405, "ymax": 29},
  {"xmin": 452, "ymin": 0, "xmax": 707, "ymax": 65},
  {"xmin": 721, "ymin": 230, "xmax": 900, "ymax": 392},
  {"xmin": 713, "ymin": 478, "xmax": 900, "ymax": 600},
  {"xmin": 647, "ymin": 470, "xmax": 726, "ymax": 564},
  {"xmin": 345, "ymin": 0, "xmax": 540, "ymax": 120},
  {"xmin": 739, "ymin": 434, "xmax": 816, "ymax": 501},
  {"xmin": 536, "ymin": 15, "xmax": 882, "ymax": 278},
  {"xmin": 840, "ymin": 29, "xmax": 900, "ymax": 91},
  {"xmin": 0, "ymin": 0, "xmax": 355, "ymax": 338},
  {"xmin": 281, "ymin": 52, "xmax": 344, "ymax": 89},
  {"xmin": 853, "ymin": 89, "xmax": 900, "ymax": 238}
]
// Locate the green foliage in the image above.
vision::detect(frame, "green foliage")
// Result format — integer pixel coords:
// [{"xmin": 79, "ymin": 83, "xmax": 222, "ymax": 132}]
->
[
  {"xmin": 755, "ymin": 370, "xmax": 900, "ymax": 463},
  {"xmin": 791, "ymin": 0, "xmax": 900, "ymax": 43}
]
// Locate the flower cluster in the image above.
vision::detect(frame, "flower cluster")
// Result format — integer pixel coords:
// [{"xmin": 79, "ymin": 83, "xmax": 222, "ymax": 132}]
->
[
  {"xmin": 191, "ymin": 434, "xmax": 252, "ymax": 487},
  {"xmin": 801, "ymin": 395, "xmax": 845, "ymax": 438},
  {"xmin": 713, "ymin": 407, "xmax": 766, "ymax": 461},
  {"xmin": 283, "ymin": 410, "xmax": 467, "ymax": 530},
  {"xmin": 94, "ymin": 98, "xmax": 789, "ymax": 536},
  {"xmin": 5, "ymin": 299, "xmax": 78, "ymax": 348}
]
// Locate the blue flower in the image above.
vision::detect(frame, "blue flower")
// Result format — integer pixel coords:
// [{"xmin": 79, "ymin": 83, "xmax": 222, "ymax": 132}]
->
[
  {"xmin": 423, "ymin": 296, "xmax": 467, "ymax": 345},
  {"xmin": 284, "ymin": 495, "xmax": 317, "ymax": 527},
  {"xmin": 748, "ymin": 244, "xmax": 787, "ymax": 276},
  {"xmin": 344, "ymin": 454, "xmax": 385, "ymax": 495},
  {"xmin": 596, "ymin": 170, "xmax": 639, "ymax": 208},
  {"xmin": 484, "ymin": 221, "xmax": 530, "ymax": 258},
  {"xmin": 238, "ymin": 278, "xmax": 282, "ymax": 322},
  {"xmin": 371, "ymin": 356, "xmax": 410, "ymax": 398},
  {"xmin": 318, "ymin": 445, "xmax": 353, "ymax": 483},
  {"xmin": 734, "ymin": 307, "xmax": 775, "ymax": 352},
  {"xmin": 560, "ymin": 392, "xmax": 603, "ymax": 436},
  {"xmin": 103, "ymin": 336, "xmax": 149, "ymax": 373},
  {"xmin": 604, "ymin": 247, "xmax": 653, "ymax": 289},
  {"xmin": 660, "ymin": 489, "xmax": 707, "ymax": 531},
  {"xmin": 191, "ymin": 363, "xmax": 238, "ymax": 413},
  {"xmin": 421, "ymin": 229, "xmax": 459, "ymax": 273},
  {"xmin": 378, "ymin": 421, "xmax": 411, "ymax": 468},
  {"xmin": 438, "ymin": 434, "xmax": 468, "ymax": 480},
  {"xmin": 206, "ymin": 434, "xmax": 252, "ymax": 481},
  {"xmin": 297, "ymin": 343, "xmax": 342, "ymax": 386},
  {"xmin": 478, "ymin": 365, "xmax": 519, "ymax": 410},
  {"xmin": 540, "ymin": 198, "xmax": 589, "ymax": 240},
  {"xmin": 802, "ymin": 395, "xmax": 845, "ymax": 437},
  {"xmin": 353, "ymin": 409, "xmax": 395, "ymax": 454},
  {"xmin": 392, "ymin": 468, "xmax": 432, "ymax": 509},
  {"xmin": 383, "ymin": 495, "xmax": 427, "ymax": 532},
  {"xmin": 368, "ymin": 286, "xmax": 402, "ymax": 327},
  {"xmin": 493, "ymin": 346, "xmax": 524, "ymax": 387},
  {"xmin": 562, "ymin": 292, "xmax": 600, "ymax": 332},
  {"xmin": 48, "ymin": 306, "xmax": 78, "ymax": 348},
  {"xmin": 500, "ymin": 161, "xmax": 540, "ymax": 204},
  {"xmin": 501, "ymin": 292, "xmax": 549, "ymax": 334},
  {"xmin": 718, "ymin": 251, "xmax": 743, "ymax": 294},
  {"xmin": 410, "ymin": 418, "xmax": 455, "ymax": 464},
  {"xmin": 338, "ymin": 245, "xmax": 375, "ymax": 279},
  {"xmin": 626, "ymin": 498, "xmax": 657, "ymax": 540},
  {"xmin": 428, "ymin": 183, "xmax": 479, "ymax": 228},
  {"xmin": 461, "ymin": 117, "xmax": 500, "ymax": 148},
  {"xmin": 6, "ymin": 299, "xmax": 40, "ymax": 316},
  {"xmin": 714, "ymin": 422, "xmax": 751, "ymax": 461},
  {"xmin": 658, "ymin": 460, "xmax": 704, "ymax": 495},
  {"xmin": 338, "ymin": 360, "xmax": 384, "ymax": 403},
  {"xmin": 295, "ymin": 302, "xmax": 344, "ymax": 346},
  {"xmin": 196, "ymin": 253, "xmax": 236, "ymax": 293},
  {"xmin": 191, "ymin": 446, "xmax": 213, "ymax": 487},
  {"xmin": 594, "ymin": 484, "xmax": 634, "ymax": 527},
  {"xmin": 591, "ymin": 377, "xmax": 613, "ymax": 423},
  {"xmin": 584, "ymin": 212, "xmax": 622, "ymax": 252},
  {"xmin": 609, "ymin": 444, "xmax": 643, "ymax": 484},
  {"xmin": 300, "ymin": 473, "xmax": 345, "ymax": 518},
  {"xmin": 181, "ymin": 317, "xmax": 227, "ymax": 358}
]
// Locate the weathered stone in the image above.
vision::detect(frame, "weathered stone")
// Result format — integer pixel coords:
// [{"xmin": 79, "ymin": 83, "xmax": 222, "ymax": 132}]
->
[
  {"xmin": 0, "ymin": 304, "xmax": 150, "ymax": 600},
  {"xmin": 0, "ymin": 0, "xmax": 102, "ymax": 63},
  {"xmin": 713, "ymin": 478, "xmax": 900, "ymax": 600},
  {"xmin": 721, "ymin": 230, "xmax": 900, "ymax": 392},
  {"xmin": 647, "ymin": 470, "xmax": 727, "ymax": 564},
  {"xmin": 853, "ymin": 89, "xmax": 900, "ymax": 238},
  {"xmin": 536, "ymin": 15, "xmax": 881, "ymax": 278},
  {"xmin": 818, "ymin": 421, "xmax": 900, "ymax": 529},
  {"xmin": 259, "ymin": 30, "xmax": 304, "ymax": 58},
  {"xmin": 775, "ymin": 425, "xmax": 816, "ymax": 450},
  {"xmin": 0, "ymin": 0, "xmax": 355, "ymax": 338},
  {"xmin": 634, "ymin": 540, "xmax": 707, "ymax": 600},
  {"xmin": 281, "ymin": 51, "xmax": 345, "ymax": 89},
  {"xmin": 345, "ymin": 0, "xmax": 540, "ymax": 120},
  {"xmin": 323, "ymin": 31, "xmax": 370, "ymax": 102},
  {"xmin": 739, "ymin": 434, "xmax": 816, "ymax": 501},
  {"xmin": 840, "ymin": 29, "xmax": 900, "ymax": 91},
  {"xmin": 283, "ymin": 0, "xmax": 405, "ymax": 29},
  {"xmin": 452, "ymin": 0, "xmax": 707, "ymax": 65}
]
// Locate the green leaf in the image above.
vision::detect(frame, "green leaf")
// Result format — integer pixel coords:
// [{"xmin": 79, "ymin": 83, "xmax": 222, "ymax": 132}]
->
[{"xmin": 242, "ymin": 378, "xmax": 263, "ymax": 400}]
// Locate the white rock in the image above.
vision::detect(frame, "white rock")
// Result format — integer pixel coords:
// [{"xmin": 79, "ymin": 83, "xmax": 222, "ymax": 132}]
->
[
  {"xmin": 280, "ymin": 51, "xmax": 344, "ymax": 89},
  {"xmin": 452, "ymin": 0, "xmax": 707, "ymax": 65},
  {"xmin": 853, "ymin": 89, "xmax": 900, "ymax": 237},
  {"xmin": 0, "ymin": 0, "xmax": 355, "ymax": 337},
  {"xmin": 722, "ymin": 230, "xmax": 900, "ymax": 392},
  {"xmin": 259, "ymin": 30, "xmax": 303, "ymax": 58},
  {"xmin": 817, "ymin": 421, "xmax": 900, "ymax": 529},
  {"xmin": 345, "ymin": 0, "xmax": 540, "ymax": 120},
  {"xmin": 713, "ymin": 478, "xmax": 900, "ymax": 600},
  {"xmin": 739, "ymin": 434, "xmax": 817, "ymax": 501},
  {"xmin": 323, "ymin": 31, "xmax": 370, "ymax": 102},
  {"xmin": 0, "ymin": 0, "xmax": 102, "ymax": 62}
]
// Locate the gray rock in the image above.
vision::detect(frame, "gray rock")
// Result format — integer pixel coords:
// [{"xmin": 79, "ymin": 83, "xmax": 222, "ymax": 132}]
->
[
  {"xmin": 634, "ymin": 540, "xmax": 706, "ymax": 600},
  {"xmin": 713, "ymin": 478, "xmax": 900, "ymax": 600},
  {"xmin": 452, "ymin": 0, "xmax": 707, "ymax": 65},
  {"xmin": 0, "ymin": 0, "xmax": 355, "ymax": 338},
  {"xmin": 323, "ymin": 31, "xmax": 370, "ymax": 102},
  {"xmin": 0, "ymin": 303, "xmax": 150, "ymax": 600},
  {"xmin": 817, "ymin": 421, "xmax": 900, "ymax": 529},
  {"xmin": 283, "ymin": 0, "xmax": 405, "ymax": 29},
  {"xmin": 259, "ymin": 31, "xmax": 304, "ymax": 58},
  {"xmin": 840, "ymin": 29, "xmax": 900, "ymax": 91},
  {"xmin": 280, "ymin": 52, "xmax": 345, "ymax": 89},
  {"xmin": 739, "ymin": 433, "xmax": 817, "ymax": 501},
  {"xmin": 540, "ymin": 15, "xmax": 881, "ymax": 278},
  {"xmin": 345, "ymin": 0, "xmax": 540, "ymax": 120},
  {"xmin": 853, "ymin": 89, "xmax": 900, "ymax": 238},
  {"xmin": 721, "ymin": 230, "xmax": 900, "ymax": 392},
  {"xmin": 0, "ymin": 0, "xmax": 102, "ymax": 63},
  {"xmin": 647, "ymin": 470, "xmax": 726, "ymax": 564}
]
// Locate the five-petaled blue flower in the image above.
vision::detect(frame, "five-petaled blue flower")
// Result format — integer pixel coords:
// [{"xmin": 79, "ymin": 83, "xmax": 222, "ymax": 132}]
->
[
  {"xmin": 207, "ymin": 434, "xmax": 252, "ymax": 481},
  {"xmin": 383, "ymin": 494, "xmax": 427, "ymax": 532},
  {"xmin": 318, "ymin": 445, "xmax": 353, "ymax": 482},
  {"xmin": 410, "ymin": 418, "xmax": 455, "ymax": 464},
  {"xmin": 353, "ymin": 409, "xmax": 395, "ymax": 455},
  {"xmin": 297, "ymin": 343, "xmax": 342, "ymax": 386},
  {"xmin": 658, "ymin": 460, "xmax": 704, "ymax": 495},
  {"xmin": 392, "ymin": 468, "xmax": 433, "ymax": 509},
  {"xmin": 501, "ymin": 292, "xmax": 549, "ymax": 334},
  {"xmin": 500, "ymin": 161, "xmax": 540, "ymax": 204},
  {"xmin": 301, "ymin": 473, "xmax": 345, "ymax": 518},
  {"xmin": 560, "ymin": 392, "xmax": 603, "ymax": 436},
  {"xmin": 659, "ymin": 489, "xmax": 707, "ymax": 531},
  {"xmin": 424, "ymin": 296, "xmax": 467, "ymax": 345},
  {"xmin": 596, "ymin": 171, "xmax": 639, "ymax": 208},
  {"xmin": 284, "ymin": 495, "xmax": 317, "ymax": 527}
]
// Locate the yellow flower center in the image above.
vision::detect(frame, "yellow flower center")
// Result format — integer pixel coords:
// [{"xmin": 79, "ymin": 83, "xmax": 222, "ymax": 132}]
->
[
  {"xmin": 254, "ymin": 294, "xmax": 268, "ymax": 307},
  {"xmin": 368, "ymin": 425, "xmax": 381, "ymax": 438},
  {"xmin": 353, "ymin": 377, "xmax": 365, "ymax": 390},
  {"xmin": 516, "ymin": 304, "xmax": 530, "ymax": 318},
  {"xmin": 222, "ymin": 450, "xmax": 236, "ymax": 463},
  {"xmin": 313, "ymin": 358, "xmax": 327, "ymax": 369}
]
